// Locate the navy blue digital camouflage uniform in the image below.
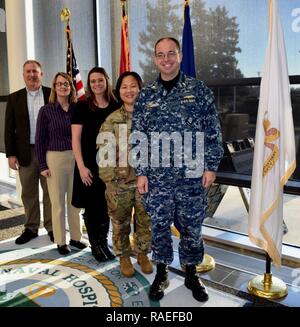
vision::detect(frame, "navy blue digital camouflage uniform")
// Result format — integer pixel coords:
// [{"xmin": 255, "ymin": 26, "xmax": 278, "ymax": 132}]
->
[{"xmin": 132, "ymin": 72, "xmax": 223, "ymax": 266}]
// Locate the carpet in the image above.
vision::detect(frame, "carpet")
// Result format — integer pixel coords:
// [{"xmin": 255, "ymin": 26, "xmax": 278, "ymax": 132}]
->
[
  {"xmin": 0, "ymin": 205, "xmax": 8, "ymax": 211},
  {"xmin": 0, "ymin": 214, "xmax": 25, "ymax": 230},
  {"xmin": 0, "ymin": 233, "xmax": 247, "ymax": 307},
  {"xmin": 0, "ymin": 207, "xmax": 26, "ymax": 242}
]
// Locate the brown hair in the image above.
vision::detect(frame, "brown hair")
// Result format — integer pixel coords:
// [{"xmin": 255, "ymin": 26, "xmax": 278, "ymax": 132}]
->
[
  {"xmin": 154, "ymin": 37, "xmax": 181, "ymax": 54},
  {"xmin": 86, "ymin": 67, "xmax": 116, "ymax": 103},
  {"xmin": 49, "ymin": 72, "xmax": 77, "ymax": 104}
]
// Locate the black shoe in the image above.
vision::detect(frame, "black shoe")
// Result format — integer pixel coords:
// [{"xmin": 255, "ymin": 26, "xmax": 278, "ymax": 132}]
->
[
  {"xmin": 48, "ymin": 231, "xmax": 54, "ymax": 242},
  {"xmin": 70, "ymin": 239, "xmax": 87, "ymax": 250},
  {"xmin": 185, "ymin": 264, "xmax": 209, "ymax": 302},
  {"xmin": 57, "ymin": 244, "xmax": 71, "ymax": 255},
  {"xmin": 149, "ymin": 263, "xmax": 169, "ymax": 301},
  {"xmin": 100, "ymin": 242, "xmax": 115, "ymax": 260},
  {"xmin": 15, "ymin": 229, "xmax": 38, "ymax": 245},
  {"xmin": 91, "ymin": 245, "xmax": 107, "ymax": 262}
]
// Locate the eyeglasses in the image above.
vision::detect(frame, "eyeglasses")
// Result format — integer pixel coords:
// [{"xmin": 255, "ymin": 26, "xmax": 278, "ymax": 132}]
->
[
  {"xmin": 55, "ymin": 82, "xmax": 70, "ymax": 88},
  {"xmin": 155, "ymin": 50, "xmax": 178, "ymax": 60}
]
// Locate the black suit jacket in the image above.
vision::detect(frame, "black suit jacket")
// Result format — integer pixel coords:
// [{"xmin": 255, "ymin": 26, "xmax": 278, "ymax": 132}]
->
[{"xmin": 4, "ymin": 86, "xmax": 51, "ymax": 166}]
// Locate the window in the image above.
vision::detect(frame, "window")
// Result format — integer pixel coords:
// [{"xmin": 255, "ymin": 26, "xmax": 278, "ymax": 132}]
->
[{"xmin": 32, "ymin": 0, "xmax": 97, "ymax": 87}]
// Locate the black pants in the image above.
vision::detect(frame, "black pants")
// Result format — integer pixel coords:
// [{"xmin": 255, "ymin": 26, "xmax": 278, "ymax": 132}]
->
[{"xmin": 83, "ymin": 199, "xmax": 110, "ymax": 247}]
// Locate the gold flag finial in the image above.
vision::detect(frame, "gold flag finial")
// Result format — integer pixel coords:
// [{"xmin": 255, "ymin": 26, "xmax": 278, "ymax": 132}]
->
[
  {"xmin": 61, "ymin": 8, "xmax": 71, "ymax": 24},
  {"xmin": 120, "ymin": 0, "xmax": 126, "ymax": 17}
]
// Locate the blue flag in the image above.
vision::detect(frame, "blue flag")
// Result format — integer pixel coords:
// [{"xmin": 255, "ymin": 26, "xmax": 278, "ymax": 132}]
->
[{"xmin": 180, "ymin": 2, "xmax": 196, "ymax": 77}]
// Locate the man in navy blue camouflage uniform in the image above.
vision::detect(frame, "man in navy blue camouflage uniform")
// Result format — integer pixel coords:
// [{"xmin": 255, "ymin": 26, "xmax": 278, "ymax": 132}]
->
[{"xmin": 132, "ymin": 37, "xmax": 223, "ymax": 302}]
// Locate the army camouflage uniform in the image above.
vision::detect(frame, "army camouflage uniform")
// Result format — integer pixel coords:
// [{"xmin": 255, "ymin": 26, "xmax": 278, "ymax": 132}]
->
[
  {"xmin": 99, "ymin": 106, "xmax": 151, "ymax": 257},
  {"xmin": 132, "ymin": 72, "xmax": 224, "ymax": 266}
]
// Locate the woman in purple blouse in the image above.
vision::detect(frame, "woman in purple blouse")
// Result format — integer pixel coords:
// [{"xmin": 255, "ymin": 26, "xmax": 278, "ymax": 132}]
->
[{"xmin": 35, "ymin": 72, "xmax": 86, "ymax": 255}]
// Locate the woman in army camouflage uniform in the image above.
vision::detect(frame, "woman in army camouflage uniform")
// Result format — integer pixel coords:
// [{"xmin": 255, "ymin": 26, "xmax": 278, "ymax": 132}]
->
[{"xmin": 99, "ymin": 72, "xmax": 152, "ymax": 277}]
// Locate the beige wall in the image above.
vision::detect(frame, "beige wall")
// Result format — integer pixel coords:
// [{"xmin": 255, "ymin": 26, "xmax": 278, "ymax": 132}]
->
[{"xmin": 5, "ymin": 0, "xmax": 28, "ymax": 93}]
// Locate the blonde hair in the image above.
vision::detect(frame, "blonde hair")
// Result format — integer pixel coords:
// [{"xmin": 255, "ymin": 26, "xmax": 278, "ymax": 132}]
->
[{"xmin": 49, "ymin": 72, "xmax": 77, "ymax": 104}]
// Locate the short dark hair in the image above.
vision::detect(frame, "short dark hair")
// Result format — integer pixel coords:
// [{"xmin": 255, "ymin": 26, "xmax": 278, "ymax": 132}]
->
[
  {"xmin": 154, "ymin": 37, "xmax": 181, "ymax": 53},
  {"xmin": 115, "ymin": 71, "xmax": 143, "ymax": 105}
]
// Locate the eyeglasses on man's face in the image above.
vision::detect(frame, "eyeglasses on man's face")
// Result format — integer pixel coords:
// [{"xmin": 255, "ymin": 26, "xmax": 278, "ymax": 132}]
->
[
  {"xmin": 55, "ymin": 82, "xmax": 70, "ymax": 88},
  {"xmin": 155, "ymin": 50, "xmax": 179, "ymax": 60}
]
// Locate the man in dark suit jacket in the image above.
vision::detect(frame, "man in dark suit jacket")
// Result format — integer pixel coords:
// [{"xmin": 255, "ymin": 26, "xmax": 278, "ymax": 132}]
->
[{"xmin": 5, "ymin": 60, "xmax": 53, "ymax": 244}]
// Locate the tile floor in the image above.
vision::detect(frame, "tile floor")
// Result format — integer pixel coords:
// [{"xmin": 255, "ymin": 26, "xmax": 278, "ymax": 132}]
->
[{"xmin": 0, "ymin": 182, "xmax": 299, "ymax": 307}]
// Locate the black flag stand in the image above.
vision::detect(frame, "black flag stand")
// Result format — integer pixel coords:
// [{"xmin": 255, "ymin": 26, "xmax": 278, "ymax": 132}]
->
[
  {"xmin": 266, "ymin": 252, "xmax": 271, "ymax": 274},
  {"xmin": 247, "ymin": 252, "xmax": 288, "ymax": 299}
]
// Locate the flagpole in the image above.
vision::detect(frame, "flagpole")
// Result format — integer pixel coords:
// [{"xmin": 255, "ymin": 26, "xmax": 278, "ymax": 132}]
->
[
  {"xmin": 60, "ymin": 8, "xmax": 85, "ymax": 101},
  {"xmin": 60, "ymin": 8, "xmax": 71, "ymax": 56},
  {"xmin": 248, "ymin": 252, "xmax": 287, "ymax": 299},
  {"xmin": 119, "ymin": 0, "xmax": 134, "ymax": 249},
  {"xmin": 247, "ymin": 0, "xmax": 293, "ymax": 300},
  {"xmin": 265, "ymin": 252, "xmax": 271, "ymax": 274},
  {"xmin": 169, "ymin": 0, "xmax": 214, "ymax": 274},
  {"xmin": 61, "ymin": 8, "xmax": 72, "ymax": 79}
]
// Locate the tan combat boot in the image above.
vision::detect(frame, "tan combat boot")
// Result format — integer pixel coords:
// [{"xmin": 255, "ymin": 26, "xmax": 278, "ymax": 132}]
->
[
  {"xmin": 120, "ymin": 256, "xmax": 135, "ymax": 277},
  {"xmin": 137, "ymin": 253, "xmax": 153, "ymax": 274}
]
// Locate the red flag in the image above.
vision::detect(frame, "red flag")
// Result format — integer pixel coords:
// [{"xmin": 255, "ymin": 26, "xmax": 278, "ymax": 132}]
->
[
  {"xmin": 119, "ymin": 1, "xmax": 131, "ymax": 74},
  {"xmin": 66, "ymin": 24, "xmax": 85, "ymax": 101}
]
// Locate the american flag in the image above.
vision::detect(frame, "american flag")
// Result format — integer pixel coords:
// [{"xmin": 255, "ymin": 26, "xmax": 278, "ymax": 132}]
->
[{"xmin": 66, "ymin": 24, "xmax": 85, "ymax": 101}]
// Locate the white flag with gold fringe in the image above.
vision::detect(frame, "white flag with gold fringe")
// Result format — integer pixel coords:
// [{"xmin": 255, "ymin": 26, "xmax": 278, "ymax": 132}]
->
[{"xmin": 248, "ymin": 0, "xmax": 296, "ymax": 267}]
